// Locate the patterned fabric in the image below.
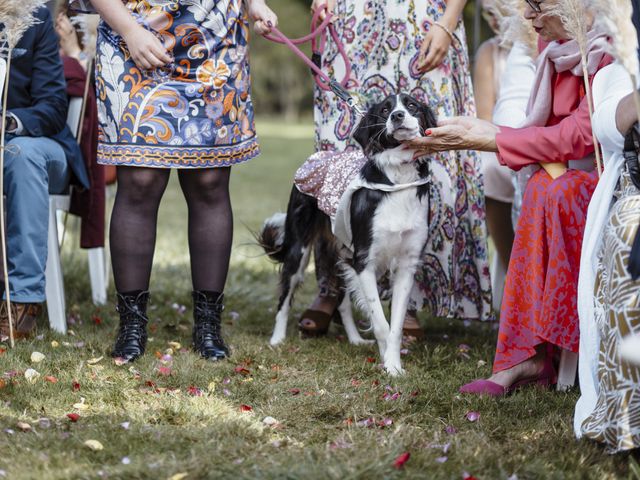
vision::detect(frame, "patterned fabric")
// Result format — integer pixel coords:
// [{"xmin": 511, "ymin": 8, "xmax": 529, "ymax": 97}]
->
[
  {"xmin": 298, "ymin": 0, "xmax": 492, "ymax": 320},
  {"xmin": 94, "ymin": 0, "xmax": 258, "ymax": 168},
  {"xmin": 494, "ymin": 169, "xmax": 598, "ymax": 372},
  {"xmin": 581, "ymin": 170, "xmax": 640, "ymax": 454}
]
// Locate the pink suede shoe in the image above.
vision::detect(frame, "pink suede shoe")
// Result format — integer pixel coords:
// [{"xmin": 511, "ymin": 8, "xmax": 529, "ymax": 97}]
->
[{"xmin": 459, "ymin": 359, "xmax": 557, "ymax": 397}]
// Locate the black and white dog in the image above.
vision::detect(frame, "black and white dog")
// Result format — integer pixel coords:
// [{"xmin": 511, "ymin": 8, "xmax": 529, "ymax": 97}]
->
[{"xmin": 260, "ymin": 94, "xmax": 436, "ymax": 375}]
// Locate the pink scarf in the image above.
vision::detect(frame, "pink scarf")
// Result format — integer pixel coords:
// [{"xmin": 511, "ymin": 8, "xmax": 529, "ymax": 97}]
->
[{"xmin": 524, "ymin": 26, "xmax": 610, "ymax": 128}]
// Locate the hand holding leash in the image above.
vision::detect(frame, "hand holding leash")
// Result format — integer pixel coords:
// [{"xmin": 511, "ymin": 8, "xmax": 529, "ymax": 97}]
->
[{"xmin": 248, "ymin": 0, "xmax": 278, "ymax": 35}]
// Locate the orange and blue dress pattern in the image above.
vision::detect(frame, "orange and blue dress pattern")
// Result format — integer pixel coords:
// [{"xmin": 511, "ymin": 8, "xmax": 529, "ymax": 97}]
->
[{"xmin": 92, "ymin": 0, "xmax": 259, "ymax": 168}]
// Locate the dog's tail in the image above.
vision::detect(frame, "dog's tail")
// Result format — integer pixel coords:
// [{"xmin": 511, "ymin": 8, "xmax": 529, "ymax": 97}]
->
[{"xmin": 258, "ymin": 212, "xmax": 288, "ymax": 263}]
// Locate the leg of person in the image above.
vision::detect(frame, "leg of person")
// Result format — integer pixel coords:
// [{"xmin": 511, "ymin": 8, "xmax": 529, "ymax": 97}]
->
[
  {"xmin": 178, "ymin": 167, "xmax": 232, "ymax": 360},
  {"xmin": 485, "ymin": 197, "xmax": 515, "ymax": 269},
  {"xmin": 460, "ymin": 170, "xmax": 555, "ymax": 395},
  {"xmin": 299, "ymin": 231, "xmax": 341, "ymax": 336},
  {"xmin": 109, "ymin": 166, "xmax": 170, "ymax": 362},
  {"xmin": 0, "ymin": 137, "xmax": 69, "ymax": 339}
]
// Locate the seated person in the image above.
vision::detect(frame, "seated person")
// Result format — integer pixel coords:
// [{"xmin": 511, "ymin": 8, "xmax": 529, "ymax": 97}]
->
[
  {"xmin": 0, "ymin": 7, "xmax": 89, "ymax": 341},
  {"xmin": 574, "ymin": 60, "xmax": 640, "ymax": 453},
  {"xmin": 406, "ymin": 1, "xmax": 612, "ymax": 395}
]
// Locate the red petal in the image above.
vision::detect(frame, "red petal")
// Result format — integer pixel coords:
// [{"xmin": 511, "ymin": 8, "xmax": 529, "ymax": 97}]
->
[
  {"xmin": 365, "ymin": 357, "xmax": 376, "ymax": 363},
  {"xmin": 234, "ymin": 366, "xmax": 251, "ymax": 375},
  {"xmin": 66, "ymin": 413, "xmax": 80, "ymax": 422},
  {"xmin": 288, "ymin": 388, "xmax": 300, "ymax": 395},
  {"xmin": 44, "ymin": 376, "xmax": 58, "ymax": 384},
  {"xmin": 393, "ymin": 452, "xmax": 410, "ymax": 469},
  {"xmin": 240, "ymin": 404, "xmax": 253, "ymax": 412},
  {"xmin": 71, "ymin": 381, "xmax": 81, "ymax": 392}
]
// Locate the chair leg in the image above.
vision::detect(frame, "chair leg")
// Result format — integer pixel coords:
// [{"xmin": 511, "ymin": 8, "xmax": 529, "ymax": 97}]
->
[
  {"xmin": 557, "ymin": 349, "xmax": 578, "ymax": 392},
  {"xmin": 88, "ymin": 247, "xmax": 107, "ymax": 305},
  {"xmin": 45, "ymin": 199, "xmax": 67, "ymax": 334}
]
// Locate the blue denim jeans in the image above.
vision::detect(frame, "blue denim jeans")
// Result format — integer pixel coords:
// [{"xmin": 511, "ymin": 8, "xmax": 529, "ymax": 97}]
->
[{"xmin": 3, "ymin": 135, "xmax": 70, "ymax": 302}]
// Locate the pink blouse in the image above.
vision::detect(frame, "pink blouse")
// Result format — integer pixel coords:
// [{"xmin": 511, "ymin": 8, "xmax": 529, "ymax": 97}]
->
[{"xmin": 496, "ymin": 56, "xmax": 613, "ymax": 171}]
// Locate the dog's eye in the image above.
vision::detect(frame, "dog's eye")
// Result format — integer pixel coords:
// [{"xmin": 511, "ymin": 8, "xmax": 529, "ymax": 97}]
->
[
  {"xmin": 382, "ymin": 107, "xmax": 390, "ymax": 115},
  {"xmin": 408, "ymin": 103, "xmax": 417, "ymax": 111}
]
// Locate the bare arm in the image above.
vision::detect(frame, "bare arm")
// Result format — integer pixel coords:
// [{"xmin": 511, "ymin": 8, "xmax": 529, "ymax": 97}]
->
[
  {"xmin": 418, "ymin": 0, "xmax": 467, "ymax": 72},
  {"xmin": 615, "ymin": 92, "xmax": 639, "ymax": 136},
  {"xmin": 89, "ymin": 0, "xmax": 172, "ymax": 70},
  {"xmin": 473, "ymin": 40, "xmax": 497, "ymax": 122}
]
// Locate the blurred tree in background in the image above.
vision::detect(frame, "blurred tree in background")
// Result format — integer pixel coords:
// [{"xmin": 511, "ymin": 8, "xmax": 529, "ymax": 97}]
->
[{"xmin": 250, "ymin": 0, "xmax": 492, "ymax": 119}]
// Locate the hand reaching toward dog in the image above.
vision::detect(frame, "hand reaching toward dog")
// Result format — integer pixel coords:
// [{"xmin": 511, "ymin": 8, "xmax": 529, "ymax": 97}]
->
[
  {"xmin": 248, "ymin": 0, "xmax": 279, "ymax": 35},
  {"xmin": 403, "ymin": 117, "xmax": 500, "ymax": 157}
]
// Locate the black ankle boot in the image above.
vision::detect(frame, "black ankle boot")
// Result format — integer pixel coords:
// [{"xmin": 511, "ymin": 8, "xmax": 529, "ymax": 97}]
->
[
  {"xmin": 192, "ymin": 291, "xmax": 229, "ymax": 360},
  {"xmin": 111, "ymin": 291, "xmax": 150, "ymax": 362}
]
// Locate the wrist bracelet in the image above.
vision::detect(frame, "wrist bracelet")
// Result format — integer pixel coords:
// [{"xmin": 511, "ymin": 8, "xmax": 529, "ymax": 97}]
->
[{"xmin": 433, "ymin": 21, "xmax": 454, "ymax": 41}]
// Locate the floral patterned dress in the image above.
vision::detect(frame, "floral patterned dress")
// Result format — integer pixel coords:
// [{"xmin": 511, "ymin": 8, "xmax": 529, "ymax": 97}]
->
[
  {"xmin": 91, "ymin": 0, "xmax": 258, "ymax": 168},
  {"xmin": 295, "ymin": 0, "xmax": 492, "ymax": 320}
]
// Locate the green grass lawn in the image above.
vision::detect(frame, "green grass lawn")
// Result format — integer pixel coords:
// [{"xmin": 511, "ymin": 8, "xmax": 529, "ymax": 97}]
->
[{"xmin": 0, "ymin": 118, "xmax": 637, "ymax": 479}]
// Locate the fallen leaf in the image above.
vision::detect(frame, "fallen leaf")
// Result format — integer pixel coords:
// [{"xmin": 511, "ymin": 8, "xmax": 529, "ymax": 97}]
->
[
  {"xmin": 44, "ymin": 376, "xmax": 58, "ymax": 384},
  {"xmin": 16, "ymin": 422, "xmax": 32, "ymax": 432},
  {"xmin": 187, "ymin": 386, "xmax": 202, "ymax": 397},
  {"xmin": 84, "ymin": 439, "xmax": 103, "ymax": 451},
  {"xmin": 67, "ymin": 413, "xmax": 80, "ymax": 422},
  {"xmin": 239, "ymin": 404, "xmax": 252, "ymax": 412},
  {"xmin": 30, "ymin": 352, "xmax": 45, "ymax": 363},
  {"xmin": 24, "ymin": 368, "xmax": 40, "ymax": 384},
  {"xmin": 168, "ymin": 474, "xmax": 188, "ymax": 480},
  {"xmin": 465, "ymin": 411, "xmax": 480, "ymax": 422},
  {"xmin": 234, "ymin": 366, "xmax": 250, "ymax": 376},
  {"xmin": 393, "ymin": 452, "xmax": 410, "ymax": 469},
  {"xmin": 207, "ymin": 382, "xmax": 216, "ymax": 392},
  {"xmin": 86, "ymin": 356, "xmax": 103, "ymax": 365},
  {"xmin": 0, "ymin": 379, "xmax": 6, "ymax": 389},
  {"xmin": 168, "ymin": 341, "xmax": 181, "ymax": 350},
  {"xmin": 50, "ymin": 341, "xmax": 59, "ymax": 348},
  {"xmin": 0, "ymin": 348, "xmax": 6, "ymax": 356}
]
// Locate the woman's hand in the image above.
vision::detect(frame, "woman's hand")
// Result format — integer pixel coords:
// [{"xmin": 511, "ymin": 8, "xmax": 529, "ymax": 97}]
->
[
  {"xmin": 121, "ymin": 25, "xmax": 172, "ymax": 71},
  {"xmin": 247, "ymin": 0, "xmax": 278, "ymax": 35},
  {"xmin": 55, "ymin": 13, "xmax": 82, "ymax": 60},
  {"xmin": 403, "ymin": 117, "xmax": 500, "ymax": 156},
  {"xmin": 311, "ymin": 0, "xmax": 336, "ymax": 21},
  {"xmin": 417, "ymin": 24, "xmax": 453, "ymax": 72}
]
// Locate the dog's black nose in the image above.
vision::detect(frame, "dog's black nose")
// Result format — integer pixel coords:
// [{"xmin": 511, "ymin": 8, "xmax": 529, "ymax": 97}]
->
[{"xmin": 390, "ymin": 110, "xmax": 405, "ymax": 124}]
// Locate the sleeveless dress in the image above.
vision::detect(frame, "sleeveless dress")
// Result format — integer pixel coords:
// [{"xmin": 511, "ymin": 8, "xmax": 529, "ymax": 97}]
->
[
  {"xmin": 74, "ymin": 0, "xmax": 259, "ymax": 168},
  {"xmin": 295, "ymin": 0, "xmax": 492, "ymax": 320}
]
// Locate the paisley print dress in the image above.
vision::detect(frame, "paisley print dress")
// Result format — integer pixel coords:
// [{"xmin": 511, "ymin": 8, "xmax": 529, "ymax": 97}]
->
[
  {"xmin": 87, "ymin": 0, "xmax": 259, "ymax": 168},
  {"xmin": 295, "ymin": 0, "xmax": 492, "ymax": 320}
]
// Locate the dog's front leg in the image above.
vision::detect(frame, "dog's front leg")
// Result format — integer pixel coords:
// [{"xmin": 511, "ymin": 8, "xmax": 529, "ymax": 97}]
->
[
  {"xmin": 338, "ymin": 294, "xmax": 374, "ymax": 345},
  {"xmin": 384, "ymin": 263, "xmax": 417, "ymax": 376},
  {"xmin": 357, "ymin": 266, "xmax": 390, "ymax": 358},
  {"xmin": 270, "ymin": 246, "xmax": 311, "ymax": 346}
]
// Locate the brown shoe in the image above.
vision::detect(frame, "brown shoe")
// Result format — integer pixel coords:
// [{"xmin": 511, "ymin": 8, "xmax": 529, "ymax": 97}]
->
[{"xmin": 0, "ymin": 302, "xmax": 41, "ymax": 341}]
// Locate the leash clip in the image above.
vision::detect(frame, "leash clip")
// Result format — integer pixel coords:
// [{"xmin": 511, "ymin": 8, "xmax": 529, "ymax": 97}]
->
[{"xmin": 329, "ymin": 80, "xmax": 364, "ymax": 117}]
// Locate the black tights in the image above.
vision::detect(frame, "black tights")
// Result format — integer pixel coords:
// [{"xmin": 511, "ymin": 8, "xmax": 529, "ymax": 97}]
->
[{"xmin": 110, "ymin": 166, "xmax": 233, "ymax": 294}]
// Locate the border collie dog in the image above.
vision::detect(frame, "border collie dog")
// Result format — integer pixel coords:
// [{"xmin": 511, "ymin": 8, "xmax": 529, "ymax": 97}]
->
[{"xmin": 261, "ymin": 94, "xmax": 437, "ymax": 375}]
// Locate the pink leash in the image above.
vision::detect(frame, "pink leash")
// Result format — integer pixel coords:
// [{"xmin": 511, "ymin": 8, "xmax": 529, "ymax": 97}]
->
[{"xmin": 262, "ymin": 5, "xmax": 364, "ymax": 116}]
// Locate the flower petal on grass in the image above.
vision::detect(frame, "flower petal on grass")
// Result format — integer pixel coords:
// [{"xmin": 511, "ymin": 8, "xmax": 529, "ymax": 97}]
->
[
  {"xmin": 435, "ymin": 456, "xmax": 448, "ymax": 463},
  {"xmin": 168, "ymin": 474, "xmax": 188, "ymax": 480},
  {"xmin": 72, "ymin": 381, "xmax": 81, "ymax": 391},
  {"xmin": 50, "ymin": 341, "xmax": 59, "ymax": 348},
  {"xmin": 262, "ymin": 416, "xmax": 279, "ymax": 427},
  {"xmin": 289, "ymin": 388, "xmax": 300, "ymax": 396},
  {"xmin": 66, "ymin": 413, "xmax": 80, "ymax": 422},
  {"xmin": 187, "ymin": 386, "xmax": 203, "ymax": 397},
  {"xmin": 16, "ymin": 422, "xmax": 32, "ymax": 432},
  {"xmin": 445, "ymin": 425, "xmax": 458, "ymax": 435},
  {"xmin": 84, "ymin": 439, "xmax": 103, "ymax": 451},
  {"xmin": 465, "ymin": 411, "xmax": 480, "ymax": 422},
  {"xmin": 44, "ymin": 376, "xmax": 58, "ymax": 383},
  {"xmin": 30, "ymin": 352, "xmax": 45, "ymax": 363},
  {"xmin": 24, "ymin": 369, "xmax": 40, "ymax": 384},
  {"xmin": 121, "ymin": 421, "xmax": 130, "ymax": 430},
  {"xmin": 86, "ymin": 356, "xmax": 103, "ymax": 365},
  {"xmin": 393, "ymin": 452, "xmax": 410, "ymax": 469},
  {"xmin": 239, "ymin": 404, "xmax": 253, "ymax": 412},
  {"xmin": 157, "ymin": 366, "xmax": 172, "ymax": 377}
]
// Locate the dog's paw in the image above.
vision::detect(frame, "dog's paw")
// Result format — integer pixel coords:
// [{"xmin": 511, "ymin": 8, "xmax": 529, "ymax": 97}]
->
[
  {"xmin": 384, "ymin": 364, "xmax": 406, "ymax": 376},
  {"xmin": 349, "ymin": 338, "xmax": 375, "ymax": 346},
  {"xmin": 269, "ymin": 334, "xmax": 286, "ymax": 346}
]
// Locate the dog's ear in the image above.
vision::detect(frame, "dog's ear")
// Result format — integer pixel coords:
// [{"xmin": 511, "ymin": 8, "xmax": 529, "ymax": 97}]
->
[
  {"xmin": 419, "ymin": 102, "xmax": 437, "ymax": 131},
  {"xmin": 353, "ymin": 111, "xmax": 375, "ymax": 153}
]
